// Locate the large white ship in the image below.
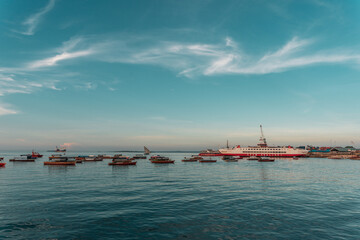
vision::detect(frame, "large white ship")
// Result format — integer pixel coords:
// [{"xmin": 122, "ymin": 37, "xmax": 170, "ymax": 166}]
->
[{"xmin": 219, "ymin": 125, "xmax": 309, "ymax": 157}]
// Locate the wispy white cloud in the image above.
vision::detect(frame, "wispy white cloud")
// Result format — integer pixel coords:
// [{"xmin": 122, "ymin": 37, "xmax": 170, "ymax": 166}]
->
[
  {"xmin": 59, "ymin": 34, "xmax": 360, "ymax": 77},
  {"xmin": 29, "ymin": 50, "xmax": 93, "ymax": 68},
  {"xmin": 0, "ymin": 104, "xmax": 17, "ymax": 116},
  {"xmin": 17, "ymin": 0, "xmax": 56, "ymax": 36}
]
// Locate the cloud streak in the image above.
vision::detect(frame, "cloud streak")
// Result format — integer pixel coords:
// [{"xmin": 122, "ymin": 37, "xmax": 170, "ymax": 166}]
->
[
  {"xmin": 0, "ymin": 104, "xmax": 17, "ymax": 116},
  {"xmin": 52, "ymin": 34, "xmax": 360, "ymax": 77},
  {"xmin": 17, "ymin": 0, "xmax": 56, "ymax": 36}
]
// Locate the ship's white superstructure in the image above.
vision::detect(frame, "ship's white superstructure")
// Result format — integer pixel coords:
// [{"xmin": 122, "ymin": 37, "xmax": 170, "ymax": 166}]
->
[{"xmin": 219, "ymin": 125, "xmax": 309, "ymax": 157}]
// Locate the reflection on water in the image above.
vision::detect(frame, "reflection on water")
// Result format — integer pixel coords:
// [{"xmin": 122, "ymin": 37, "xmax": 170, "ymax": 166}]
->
[{"xmin": 0, "ymin": 152, "xmax": 360, "ymax": 239}]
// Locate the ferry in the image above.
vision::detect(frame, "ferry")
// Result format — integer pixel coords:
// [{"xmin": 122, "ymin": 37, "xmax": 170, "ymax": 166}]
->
[{"xmin": 219, "ymin": 125, "xmax": 309, "ymax": 158}]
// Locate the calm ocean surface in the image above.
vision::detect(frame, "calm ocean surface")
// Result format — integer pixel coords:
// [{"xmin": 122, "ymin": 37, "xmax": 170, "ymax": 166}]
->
[{"xmin": 1, "ymin": 151, "xmax": 360, "ymax": 239}]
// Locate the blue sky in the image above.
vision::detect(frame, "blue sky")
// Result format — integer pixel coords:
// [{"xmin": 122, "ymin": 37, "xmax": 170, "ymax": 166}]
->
[{"xmin": 1, "ymin": 0, "xmax": 360, "ymax": 150}]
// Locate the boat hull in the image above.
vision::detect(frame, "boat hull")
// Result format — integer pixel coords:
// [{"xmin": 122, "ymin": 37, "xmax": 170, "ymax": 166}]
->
[
  {"xmin": 44, "ymin": 161, "xmax": 76, "ymax": 165},
  {"xmin": 9, "ymin": 159, "xmax": 35, "ymax": 162},
  {"xmin": 182, "ymin": 159, "xmax": 198, "ymax": 162},
  {"xmin": 109, "ymin": 162, "xmax": 137, "ymax": 166},
  {"xmin": 151, "ymin": 160, "xmax": 175, "ymax": 164},
  {"xmin": 199, "ymin": 160, "xmax": 217, "ymax": 163},
  {"xmin": 258, "ymin": 159, "xmax": 275, "ymax": 162},
  {"xmin": 0, "ymin": 163, "xmax": 5, "ymax": 167}
]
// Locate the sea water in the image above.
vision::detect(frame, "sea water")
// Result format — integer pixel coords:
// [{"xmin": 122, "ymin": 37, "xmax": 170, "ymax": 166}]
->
[{"xmin": 1, "ymin": 151, "xmax": 360, "ymax": 239}]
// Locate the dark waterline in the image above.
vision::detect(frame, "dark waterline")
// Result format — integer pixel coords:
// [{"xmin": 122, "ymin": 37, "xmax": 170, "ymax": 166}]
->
[{"xmin": 1, "ymin": 151, "xmax": 360, "ymax": 239}]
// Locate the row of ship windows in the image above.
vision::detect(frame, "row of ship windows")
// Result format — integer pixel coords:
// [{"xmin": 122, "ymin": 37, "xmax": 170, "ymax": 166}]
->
[
  {"xmin": 243, "ymin": 151, "xmax": 287, "ymax": 153},
  {"xmin": 245, "ymin": 149, "xmax": 283, "ymax": 151}
]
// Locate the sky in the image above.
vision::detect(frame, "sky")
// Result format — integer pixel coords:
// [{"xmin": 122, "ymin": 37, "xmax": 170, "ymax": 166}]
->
[{"xmin": 1, "ymin": 0, "xmax": 360, "ymax": 151}]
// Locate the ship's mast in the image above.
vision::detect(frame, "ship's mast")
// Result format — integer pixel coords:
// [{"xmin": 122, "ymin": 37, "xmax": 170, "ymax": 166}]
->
[{"xmin": 258, "ymin": 125, "xmax": 267, "ymax": 147}]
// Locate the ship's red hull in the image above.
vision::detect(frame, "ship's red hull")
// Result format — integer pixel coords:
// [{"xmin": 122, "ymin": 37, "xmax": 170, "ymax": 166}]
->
[
  {"xmin": 222, "ymin": 153, "xmax": 306, "ymax": 157},
  {"xmin": 198, "ymin": 153, "xmax": 223, "ymax": 156}
]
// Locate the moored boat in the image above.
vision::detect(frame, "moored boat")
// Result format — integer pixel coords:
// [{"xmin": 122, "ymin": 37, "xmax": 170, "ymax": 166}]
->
[
  {"xmin": 109, "ymin": 156, "xmax": 137, "ymax": 165},
  {"xmin": 133, "ymin": 154, "xmax": 146, "ymax": 159},
  {"xmin": 222, "ymin": 156, "xmax": 238, "ymax": 162},
  {"xmin": 49, "ymin": 154, "xmax": 64, "ymax": 160},
  {"xmin": 44, "ymin": 156, "xmax": 76, "ymax": 165},
  {"xmin": 182, "ymin": 157, "xmax": 198, "ymax": 162},
  {"xmin": 10, "ymin": 155, "xmax": 36, "ymax": 162},
  {"xmin": 199, "ymin": 157, "xmax": 217, "ymax": 163},
  {"xmin": 98, "ymin": 155, "xmax": 113, "ymax": 159},
  {"xmin": 109, "ymin": 161, "xmax": 137, "ymax": 166},
  {"xmin": 32, "ymin": 151, "xmax": 43, "ymax": 158},
  {"xmin": 247, "ymin": 156, "xmax": 261, "ymax": 161},
  {"xmin": 0, "ymin": 158, "xmax": 5, "ymax": 167},
  {"xmin": 150, "ymin": 155, "xmax": 174, "ymax": 164},
  {"xmin": 258, "ymin": 157, "xmax": 275, "ymax": 162}
]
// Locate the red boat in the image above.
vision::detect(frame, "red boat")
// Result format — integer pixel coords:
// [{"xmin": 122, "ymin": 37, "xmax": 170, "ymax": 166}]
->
[
  {"xmin": 0, "ymin": 162, "xmax": 6, "ymax": 167},
  {"xmin": 151, "ymin": 160, "xmax": 175, "ymax": 164},
  {"xmin": 32, "ymin": 151, "xmax": 43, "ymax": 158},
  {"xmin": 109, "ymin": 161, "xmax": 137, "ymax": 166},
  {"xmin": 44, "ymin": 161, "xmax": 76, "ymax": 166}
]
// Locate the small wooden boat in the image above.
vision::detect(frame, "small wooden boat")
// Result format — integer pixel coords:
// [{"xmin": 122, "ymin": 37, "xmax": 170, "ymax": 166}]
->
[
  {"xmin": 98, "ymin": 155, "xmax": 114, "ymax": 159},
  {"xmin": 44, "ymin": 156, "xmax": 76, "ymax": 165},
  {"xmin": 258, "ymin": 157, "xmax": 275, "ymax": 162},
  {"xmin": 9, "ymin": 159, "xmax": 35, "ymax": 162},
  {"xmin": 222, "ymin": 156, "xmax": 238, "ymax": 162},
  {"xmin": 151, "ymin": 160, "xmax": 175, "ymax": 164},
  {"xmin": 109, "ymin": 161, "xmax": 137, "ymax": 166},
  {"xmin": 292, "ymin": 157, "xmax": 299, "ymax": 160},
  {"xmin": 49, "ymin": 154, "xmax": 64, "ymax": 160},
  {"xmin": 247, "ymin": 156, "xmax": 260, "ymax": 161},
  {"xmin": 133, "ymin": 154, "xmax": 147, "ymax": 159},
  {"xmin": 9, "ymin": 155, "xmax": 36, "ymax": 162},
  {"xmin": 44, "ymin": 161, "xmax": 76, "ymax": 166},
  {"xmin": 84, "ymin": 156, "xmax": 103, "ymax": 161},
  {"xmin": 199, "ymin": 157, "xmax": 217, "ymax": 163},
  {"xmin": 182, "ymin": 158, "xmax": 198, "ymax": 162}
]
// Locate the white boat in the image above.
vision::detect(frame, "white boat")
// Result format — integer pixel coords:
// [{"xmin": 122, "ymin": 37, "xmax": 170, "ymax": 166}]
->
[{"xmin": 219, "ymin": 125, "xmax": 309, "ymax": 157}]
